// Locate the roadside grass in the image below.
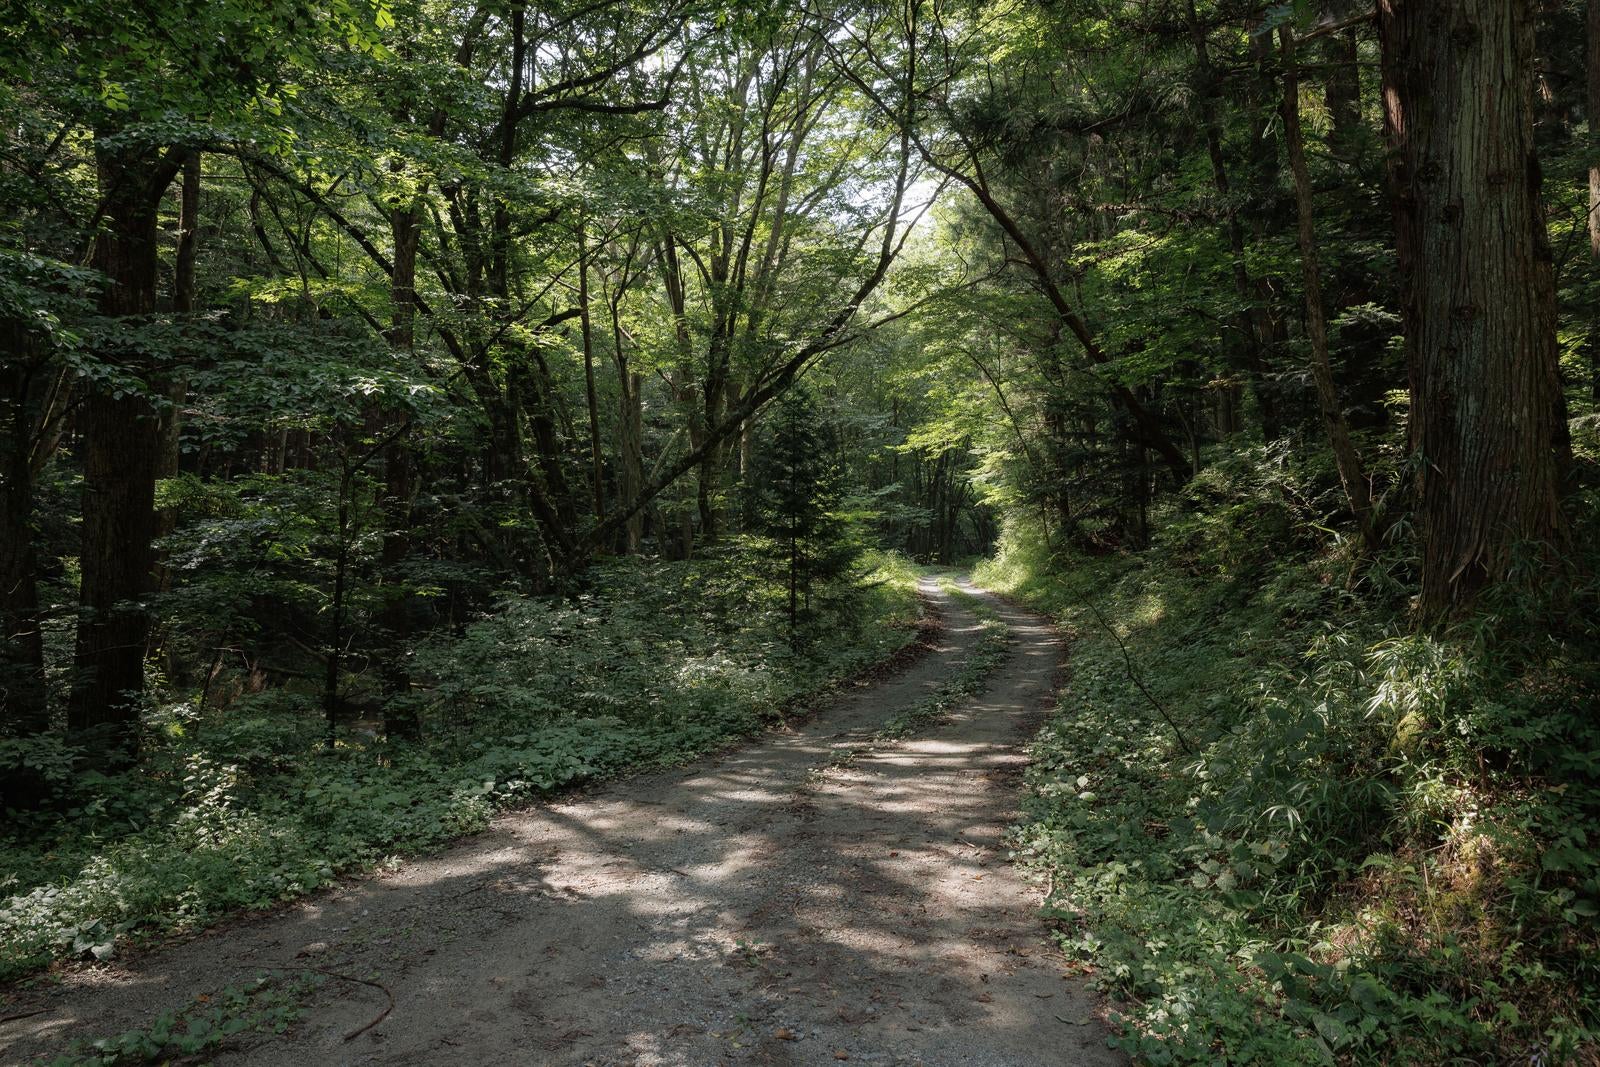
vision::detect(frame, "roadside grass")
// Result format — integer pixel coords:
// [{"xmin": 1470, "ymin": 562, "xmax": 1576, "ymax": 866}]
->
[
  {"xmin": 0, "ymin": 551, "xmax": 923, "ymax": 986},
  {"xmin": 43, "ymin": 972, "xmax": 325, "ymax": 1067},
  {"xmin": 980, "ymin": 478, "xmax": 1600, "ymax": 1063}
]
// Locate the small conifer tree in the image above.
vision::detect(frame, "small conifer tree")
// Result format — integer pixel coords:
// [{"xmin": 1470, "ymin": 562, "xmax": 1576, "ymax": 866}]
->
[{"xmin": 750, "ymin": 387, "xmax": 855, "ymax": 641}]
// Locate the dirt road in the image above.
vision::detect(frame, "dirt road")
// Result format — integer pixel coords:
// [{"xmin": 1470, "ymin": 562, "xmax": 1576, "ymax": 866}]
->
[{"xmin": 5, "ymin": 578, "xmax": 1119, "ymax": 1066}]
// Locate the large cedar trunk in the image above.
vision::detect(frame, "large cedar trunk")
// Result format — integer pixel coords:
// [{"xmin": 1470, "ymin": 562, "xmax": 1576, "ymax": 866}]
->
[
  {"xmin": 68, "ymin": 144, "xmax": 173, "ymax": 756},
  {"xmin": 1590, "ymin": 0, "xmax": 1600, "ymax": 398},
  {"xmin": 1378, "ymin": 0, "xmax": 1570, "ymax": 615}
]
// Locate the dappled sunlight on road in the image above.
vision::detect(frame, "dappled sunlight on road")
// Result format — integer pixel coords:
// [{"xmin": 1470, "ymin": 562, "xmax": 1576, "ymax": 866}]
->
[{"xmin": 3, "ymin": 579, "xmax": 1120, "ymax": 1067}]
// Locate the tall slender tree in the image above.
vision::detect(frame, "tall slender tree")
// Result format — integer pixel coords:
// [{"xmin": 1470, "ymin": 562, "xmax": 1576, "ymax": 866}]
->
[{"xmin": 1279, "ymin": 24, "xmax": 1379, "ymax": 553}]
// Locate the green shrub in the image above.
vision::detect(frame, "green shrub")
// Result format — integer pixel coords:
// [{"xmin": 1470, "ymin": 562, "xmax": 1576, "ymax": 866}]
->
[{"xmin": 980, "ymin": 481, "xmax": 1600, "ymax": 1064}]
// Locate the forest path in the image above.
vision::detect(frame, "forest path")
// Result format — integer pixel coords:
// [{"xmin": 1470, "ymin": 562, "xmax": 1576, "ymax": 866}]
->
[{"xmin": 6, "ymin": 578, "xmax": 1118, "ymax": 1067}]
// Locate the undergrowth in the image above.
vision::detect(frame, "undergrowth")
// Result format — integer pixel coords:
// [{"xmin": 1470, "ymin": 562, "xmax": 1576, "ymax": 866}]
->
[
  {"xmin": 0, "ymin": 551, "xmax": 922, "ymax": 985},
  {"xmin": 978, "ymin": 454, "xmax": 1600, "ymax": 1065},
  {"xmin": 45, "ymin": 972, "xmax": 324, "ymax": 1066}
]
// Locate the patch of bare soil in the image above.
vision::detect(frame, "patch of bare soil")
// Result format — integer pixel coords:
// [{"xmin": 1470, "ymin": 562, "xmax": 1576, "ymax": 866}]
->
[{"xmin": 3, "ymin": 578, "xmax": 1121, "ymax": 1066}]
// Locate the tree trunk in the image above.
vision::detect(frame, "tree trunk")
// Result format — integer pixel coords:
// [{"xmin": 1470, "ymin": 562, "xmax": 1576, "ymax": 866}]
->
[
  {"xmin": 153, "ymin": 150, "xmax": 199, "ymax": 595},
  {"xmin": 1589, "ymin": 0, "xmax": 1600, "ymax": 400},
  {"xmin": 738, "ymin": 408, "xmax": 756, "ymax": 531},
  {"xmin": 1323, "ymin": 27, "xmax": 1364, "ymax": 160},
  {"xmin": 1244, "ymin": 13, "xmax": 1290, "ymax": 429},
  {"xmin": 173, "ymin": 151, "xmax": 200, "ymax": 316},
  {"xmin": 377, "ymin": 200, "xmax": 421, "ymax": 738},
  {"xmin": 1184, "ymin": 0, "xmax": 1281, "ymax": 440},
  {"xmin": 1, "ymin": 323, "xmax": 47, "ymax": 735},
  {"xmin": 1589, "ymin": 0, "xmax": 1600, "ymax": 256},
  {"xmin": 622, "ymin": 372, "xmax": 644, "ymax": 552},
  {"xmin": 1281, "ymin": 26, "xmax": 1380, "ymax": 553},
  {"xmin": 787, "ymin": 532, "xmax": 798, "ymax": 638},
  {"xmin": 323, "ymin": 461, "xmax": 353, "ymax": 738},
  {"xmin": 145, "ymin": 150, "xmax": 200, "ymax": 684},
  {"xmin": 578, "ymin": 218, "xmax": 604, "ymax": 523},
  {"xmin": 67, "ymin": 143, "xmax": 176, "ymax": 760},
  {"xmin": 71, "ymin": 396, "xmax": 159, "ymax": 748},
  {"xmin": 606, "ymin": 291, "xmax": 644, "ymax": 554},
  {"xmin": 1378, "ymin": 0, "xmax": 1570, "ymax": 615},
  {"xmin": 522, "ymin": 349, "xmax": 580, "ymax": 544},
  {"xmin": 697, "ymin": 436, "xmax": 726, "ymax": 545}
]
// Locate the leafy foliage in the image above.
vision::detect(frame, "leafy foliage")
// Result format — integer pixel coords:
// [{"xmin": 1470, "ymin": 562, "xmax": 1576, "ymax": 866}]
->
[
  {"xmin": 2, "ymin": 0, "xmax": 1598, "ymax": 1062},
  {"xmin": 46, "ymin": 972, "xmax": 323, "ymax": 1066},
  {"xmin": 0, "ymin": 551, "xmax": 921, "ymax": 981},
  {"xmin": 979, "ymin": 461, "xmax": 1600, "ymax": 1064}
]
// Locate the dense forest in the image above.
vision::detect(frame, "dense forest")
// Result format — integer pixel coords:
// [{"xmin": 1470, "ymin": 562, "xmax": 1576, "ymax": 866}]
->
[{"xmin": 1, "ymin": 0, "xmax": 1597, "ymax": 1063}]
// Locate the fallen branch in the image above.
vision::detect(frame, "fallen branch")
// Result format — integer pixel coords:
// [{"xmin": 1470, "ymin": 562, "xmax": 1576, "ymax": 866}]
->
[{"xmin": 308, "ymin": 967, "xmax": 394, "ymax": 1042}]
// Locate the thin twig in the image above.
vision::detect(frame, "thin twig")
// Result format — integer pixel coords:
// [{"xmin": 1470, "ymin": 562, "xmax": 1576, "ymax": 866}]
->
[
  {"xmin": 1073, "ymin": 592, "xmax": 1194, "ymax": 755},
  {"xmin": 0, "ymin": 1008, "xmax": 50, "ymax": 1025},
  {"xmin": 308, "ymin": 967, "xmax": 394, "ymax": 1042}
]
